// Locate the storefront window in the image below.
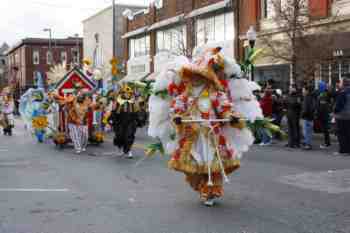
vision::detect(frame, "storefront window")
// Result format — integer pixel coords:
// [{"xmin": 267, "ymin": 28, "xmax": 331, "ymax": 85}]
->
[
  {"xmin": 255, "ymin": 64, "xmax": 290, "ymax": 92},
  {"xmin": 129, "ymin": 35, "xmax": 150, "ymax": 58},
  {"xmin": 195, "ymin": 11, "xmax": 234, "ymax": 46},
  {"xmin": 156, "ymin": 25, "xmax": 186, "ymax": 55}
]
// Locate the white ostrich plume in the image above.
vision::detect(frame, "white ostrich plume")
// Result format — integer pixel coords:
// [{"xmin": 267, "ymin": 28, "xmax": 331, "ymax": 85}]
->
[{"xmin": 47, "ymin": 62, "xmax": 67, "ymax": 85}]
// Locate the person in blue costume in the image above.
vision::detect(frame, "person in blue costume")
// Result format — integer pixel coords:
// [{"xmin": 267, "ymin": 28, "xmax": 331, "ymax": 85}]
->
[{"xmin": 31, "ymin": 94, "xmax": 50, "ymax": 143}]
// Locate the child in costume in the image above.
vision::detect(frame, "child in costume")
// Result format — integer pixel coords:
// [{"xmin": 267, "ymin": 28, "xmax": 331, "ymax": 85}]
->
[
  {"xmin": 0, "ymin": 90, "xmax": 15, "ymax": 136},
  {"xmin": 148, "ymin": 46, "xmax": 262, "ymax": 206},
  {"xmin": 109, "ymin": 84, "xmax": 140, "ymax": 158}
]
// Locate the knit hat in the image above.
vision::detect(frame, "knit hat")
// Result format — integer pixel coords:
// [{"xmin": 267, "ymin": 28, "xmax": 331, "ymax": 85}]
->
[{"xmin": 318, "ymin": 81, "xmax": 327, "ymax": 93}]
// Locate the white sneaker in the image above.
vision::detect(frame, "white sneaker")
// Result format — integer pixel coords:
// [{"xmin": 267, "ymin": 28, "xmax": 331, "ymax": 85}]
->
[
  {"xmin": 127, "ymin": 151, "xmax": 133, "ymax": 159},
  {"xmin": 75, "ymin": 150, "xmax": 81, "ymax": 154},
  {"xmin": 116, "ymin": 148, "xmax": 124, "ymax": 156},
  {"xmin": 259, "ymin": 142, "xmax": 271, "ymax": 146},
  {"xmin": 204, "ymin": 198, "xmax": 215, "ymax": 207},
  {"xmin": 320, "ymin": 144, "xmax": 330, "ymax": 149},
  {"xmin": 82, "ymin": 148, "xmax": 86, "ymax": 152}
]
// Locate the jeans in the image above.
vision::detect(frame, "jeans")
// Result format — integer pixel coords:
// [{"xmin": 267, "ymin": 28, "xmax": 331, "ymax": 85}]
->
[
  {"xmin": 303, "ymin": 120, "xmax": 313, "ymax": 146},
  {"xmin": 258, "ymin": 128, "xmax": 272, "ymax": 144}
]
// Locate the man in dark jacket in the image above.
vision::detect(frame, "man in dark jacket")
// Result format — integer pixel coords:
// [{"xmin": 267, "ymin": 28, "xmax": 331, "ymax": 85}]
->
[
  {"xmin": 334, "ymin": 75, "xmax": 350, "ymax": 156},
  {"xmin": 301, "ymin": 86, "xmax": 316, "ymax": 150},
  {"xmin": 316, "ymin": 81, "xmax": 332, "ymax": 149},
  {"xmin": 285, "ymin": 85, "xmax": 302, "ymax": 148}
]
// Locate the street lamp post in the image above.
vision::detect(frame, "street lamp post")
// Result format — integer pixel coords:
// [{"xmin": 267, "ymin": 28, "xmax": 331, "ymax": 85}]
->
[
  {"xmin": 246, "ymin": 26, "xmax": 257, "ymax": 81},
  {"xmin": 113, "ymin": 0, "xmax": 116, "ymax": 58},
  {"xmin": 43, "ymin": 28, "xmax": 52, "ymax": 65},
  {"xmin": 74, "ymin": 33, "xmax": 80, "ymax": 65},
  {"xmin": 333, "ymin": 49, "xmax": 344, "ymax": 85}
]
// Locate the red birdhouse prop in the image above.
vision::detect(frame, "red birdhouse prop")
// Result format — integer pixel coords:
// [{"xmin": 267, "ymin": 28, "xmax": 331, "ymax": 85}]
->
[{"xmin": 55, "ymin": 66, "xmax": 96, "ymax": 97}]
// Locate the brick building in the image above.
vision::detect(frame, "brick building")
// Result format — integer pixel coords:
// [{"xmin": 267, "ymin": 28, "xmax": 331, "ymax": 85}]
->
[
  {"xmin": 83, "ymin": 3, "xmax": 146, "ymax": 68},
  {"xmin": 121, "ymin": 0, "xmax": 235, "ymax": 82},
  {"xmin": 6, "ymin": 37, "xmax": 83, "ymax": 96},
  {"xmin": 238, "ymin": 0, "xmax": 350, "ymax": 90},
  {"xmin": 122, "ymin": 0, "xmax": 350, "ymax": 89}
]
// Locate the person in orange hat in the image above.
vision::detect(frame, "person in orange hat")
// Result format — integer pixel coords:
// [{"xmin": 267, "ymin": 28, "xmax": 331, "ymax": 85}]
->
[{"xmin": 148, "ymin": 46, "xmax": 259, "ymax": 206}]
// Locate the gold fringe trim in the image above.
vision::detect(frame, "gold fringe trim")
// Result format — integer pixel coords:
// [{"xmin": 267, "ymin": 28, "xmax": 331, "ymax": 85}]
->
[{"xmin": 168, "ymin": 158, "xmax": 240, "ymax": 175}]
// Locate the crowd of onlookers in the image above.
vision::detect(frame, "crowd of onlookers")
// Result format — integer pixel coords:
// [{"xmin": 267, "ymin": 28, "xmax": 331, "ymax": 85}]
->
[{"xmin": 256, "ymin": 73, "xmax": 350, "ymax": 156}]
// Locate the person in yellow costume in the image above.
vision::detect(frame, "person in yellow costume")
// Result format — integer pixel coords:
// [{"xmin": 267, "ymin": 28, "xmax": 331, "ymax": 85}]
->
[{"xmin": 109, "ymin": 84, "xmax": 141, "ymax": 158}]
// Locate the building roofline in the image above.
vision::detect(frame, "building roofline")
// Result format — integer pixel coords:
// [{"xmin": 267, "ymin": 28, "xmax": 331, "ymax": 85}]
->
[
  {"xmin": 6, "ymin": 37, "xmax": 83, "ymax": 55},
  {"xmin": 82, "ymin": 3, "xmax": 147, "ymax": 23}
]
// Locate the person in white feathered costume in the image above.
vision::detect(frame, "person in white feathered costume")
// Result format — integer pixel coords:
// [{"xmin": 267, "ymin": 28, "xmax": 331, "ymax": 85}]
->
[{"xmin": 148, "ymin": 46, "xmax": 263, "ymax": 206}]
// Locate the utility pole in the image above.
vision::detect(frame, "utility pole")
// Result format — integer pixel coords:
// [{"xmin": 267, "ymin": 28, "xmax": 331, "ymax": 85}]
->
[
  {"xmin": 75, "ymin": 33, "xmax": 80, "ymax": 65},
  {"xmin": 113, "ymin": 0, "xmax": 116, "ymax": 58},
  {"xmin": 44, "ymin": 28, "xmax": 53, "ymax": 65},
  {"xmin": 111, "ymin": 0, "xmax": 119, "ymax": 90}
]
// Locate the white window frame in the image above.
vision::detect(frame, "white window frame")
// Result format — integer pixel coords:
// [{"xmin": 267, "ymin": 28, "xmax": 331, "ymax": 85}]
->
[
  {"xmin": 156, "ymin": 25, "xmax": 187, "ymax": 55},
  {"xmin": 129, "ymin": 35, "xmax": 150, "ymax": 58},
  {"xmin": 195, "ymin": 11, "xmax": 234, "ymax": 47},
  {"xmin": 154, "ymin": 0, "xmax": 163, "ymax": 9},
  {"xmin": 46, "ymin": 51, "xmax": 52, "ymax": 65},
  {"xmin": 60, "ymin": 51, "xmax": 67, "ymax": 63},
  {"xmin": 71, "ymin": 48, "xmax": 79, "ymax": 64},
  {"xmin": 33, "ymin": 50, "xmax": 40, "ymax": 65}
]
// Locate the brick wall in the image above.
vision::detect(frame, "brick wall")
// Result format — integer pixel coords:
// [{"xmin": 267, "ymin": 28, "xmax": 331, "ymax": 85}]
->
[{"xmin": 7, "ymin": 40, "xmax": 83, "ymax": 90}]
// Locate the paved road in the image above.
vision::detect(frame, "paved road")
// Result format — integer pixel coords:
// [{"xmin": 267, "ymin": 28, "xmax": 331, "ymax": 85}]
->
[{"xmin": 0, "ymin": 121, "xmax": 349, "ymax": 233}]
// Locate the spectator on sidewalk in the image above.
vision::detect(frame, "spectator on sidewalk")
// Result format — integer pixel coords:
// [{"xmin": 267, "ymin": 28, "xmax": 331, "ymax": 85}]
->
[
  {"xmin": 272, "ymin": 89, "xmax": 284, "ymax": 127},
  {"xmin": 334, "ymin": 75, "xmax": 350, "ymax": 156},
  {"xmin": 316, "ymin": 81, "xmax": 332, "ymax": 149},
  {"xmin": 301, "ymin": 86, "xmax": 316, "ymax": 150},
  {"xmin": 285, "ymin": 85, "xmax": 302, "ymax": 148},
  {"xmin": 259, "ymin": 88, "xmax": 273, "ymax": 146},
  {"xmin": 272, "ymin": 89, "xmax": 284, "ymax": 140}
]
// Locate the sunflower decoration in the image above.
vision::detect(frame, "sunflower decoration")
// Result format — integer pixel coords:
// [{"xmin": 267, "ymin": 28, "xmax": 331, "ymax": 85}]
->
[
  {"xmin": 53, "ymin": 132, "xmax": 66, "ymax": 145},
  {"xmin": 83, "ymin": 59, "xmax": 92, "ymax": 66},
  {"xmin": 32, "ymin": 116, "xmax": 49, "ymax": 130},
  {"xmin": 91, "ymin": 131, "xmax": 105, "ymax": 143}
]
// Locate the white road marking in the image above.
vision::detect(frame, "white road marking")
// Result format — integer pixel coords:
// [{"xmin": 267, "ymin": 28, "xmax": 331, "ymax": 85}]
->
[
  {"xmin": 0, "ymin": 162, "xmax": 31, "ymax": 166},
  {"xmin": 0, "ymin": 149, "xmax": 9, "ymax": 152},
  {"xmin": 0, "ymin": 188, "xmax": 70, "ymax": 192}
]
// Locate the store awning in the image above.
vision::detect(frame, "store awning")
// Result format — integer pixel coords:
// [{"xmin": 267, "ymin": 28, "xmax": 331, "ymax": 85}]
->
[
  {"xmin": 148, "ymin": 14, "xmax": 185, "ymax": 31},
  {"xmin": 122, "ymin": 26, "xmax": 148, "ymax": 39},
  {"xmin": 186, "ymin": 0, "xmax": 231, "ymax": 18},
  {"xmin": 118, "ymin": 72, "xmax": 150, "ymax": 83}
]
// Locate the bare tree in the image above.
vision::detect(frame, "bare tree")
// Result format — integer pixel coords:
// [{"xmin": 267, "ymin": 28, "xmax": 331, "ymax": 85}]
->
[{"xmin": 260, "ymin": 0, "xmax": 341, "ymax": 86}]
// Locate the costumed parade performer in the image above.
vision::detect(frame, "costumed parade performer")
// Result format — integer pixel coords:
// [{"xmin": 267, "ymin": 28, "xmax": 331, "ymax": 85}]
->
[
  {"xmin": 147, "ymin": 46, "xmax": 266, "ymax": 206},
  {"xmin": 19, "ymin": 72, "xmax": 51, "ymax": 142},
  {"xmin": 19, "ymin": 89, "xmax": 50, "ymax": 143},
  {"xmin": 109, "ymin": 84, "xmax": 141, "ymax": 159},
  {"xmin": 31, "ymin": 95, "xmax": 50, "ymax": 143},
  {"xmin": 58, "ymin": 92, "xmax": 93, "ymax": 154},
  {"xmin": 0, "ymin": 88, "xmax": 15, "ymax": 136}
]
